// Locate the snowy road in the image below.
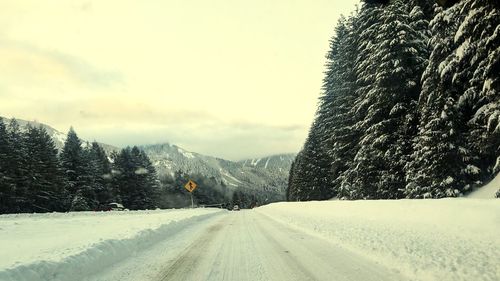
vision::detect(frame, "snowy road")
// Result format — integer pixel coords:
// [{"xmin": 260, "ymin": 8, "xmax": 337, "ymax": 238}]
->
[
  {"xmin": 4, "ymin": 200, "xmax": 498, "ymax": 281},
  {"xmin": 148, "ymin": 211, "xmax": 406, "ymax": 281}
]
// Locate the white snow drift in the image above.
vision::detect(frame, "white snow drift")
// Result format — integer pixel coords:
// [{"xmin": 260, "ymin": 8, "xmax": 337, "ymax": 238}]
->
[
  {"xmin": 256, "ymin": 199, "xmax": 500, "ymax": 281},
  {"xmin": 0, "ymin": 209, "xmax": 224, "ymax": 281},
  {"xmin": 467, "ymin": 172, "xmax": 500, "ymax": 199}
]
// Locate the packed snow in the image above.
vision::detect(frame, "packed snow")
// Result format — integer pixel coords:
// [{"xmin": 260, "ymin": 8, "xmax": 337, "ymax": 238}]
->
[
  {"xmin": 2, "ymin": 199, "xmax": 499, "ymax": 281},
  {"xmin": 0, "ymin": 209, "xmax": 224, "ymax": 281},
  {"xmin": 256, "ymin": 200, "xmax": 500, "ymax": 281}
]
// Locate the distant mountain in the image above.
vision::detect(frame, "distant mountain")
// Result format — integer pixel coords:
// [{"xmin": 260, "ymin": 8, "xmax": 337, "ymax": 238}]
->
[
  {"xmin": 2, "ymin": 117, "xmax": 295, "ymax": 198},
  {"xmin": 240, "ymin": 154, "xmax": 295, "ymax": 172},
  {"xmin": 141, "ymin": 143, "xmax": 294, "ymax": 195},
  {"xmin": 2, "ymin": 117, "xmax": 119, "ymax": 154}
]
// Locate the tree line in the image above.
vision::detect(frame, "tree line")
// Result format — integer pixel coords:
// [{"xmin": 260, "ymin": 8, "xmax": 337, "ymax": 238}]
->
[
  {"xmin": 158, "ymin": 171, "xmax": 264, "ymax": 209},
  {"xmin": 0, "ymin": 117, "xmax": 268, "ymax": 214},
  {"xmin": 288, "ymin": 0, "xmax": 499, "ymax": 200},
  {"xmin": 0, "ymin": 118, "xmax": 160, "ymax": 214}
]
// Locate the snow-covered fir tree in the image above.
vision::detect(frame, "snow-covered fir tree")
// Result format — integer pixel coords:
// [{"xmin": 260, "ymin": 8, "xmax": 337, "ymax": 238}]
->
[
  {"xmin": 88, "ymin": 141, "xmax": 115, "ymax": 205},
  {"xmin": 346, "ymin": 0, "xmax": 430, "ymax": 199},
  {"xmin": 60, "ymin": 128, "xmax": 98, "ymax": 210},
  {"xmin": 0, "ymin": 118, "xmax": 12, "ymax": 213},
  {"xmin": 406, "ymin": 0, "xmax": 499, "ymax": 197},
  {"xmin": 22, "ymin": 125, "xmax": 67, "ymax": 212},
  {"xmin": 112, "ymin": 146, "xmax": 160, "ymax": 210}
]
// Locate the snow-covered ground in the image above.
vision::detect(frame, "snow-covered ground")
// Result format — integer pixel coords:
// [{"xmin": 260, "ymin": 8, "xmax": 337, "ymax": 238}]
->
[
  {"xmin": 256, "ymin": 199, "xmax": 500, "ymax": 281},
  {"xmin": 1, "ymin": 199, "xmax": 499, "ymax": 281},
  {"xmin": 0, "ymin": 209, "xmax": 224, "ymax": 281}
]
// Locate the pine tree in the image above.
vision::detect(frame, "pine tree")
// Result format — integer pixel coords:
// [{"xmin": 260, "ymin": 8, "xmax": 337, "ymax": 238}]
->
[
  {"xmin": 60, "ymin": 127, "xmax": 84, "ymax": 196},
  {"xmin": 455, "ymin": 0, "xmax": 500, "ymax": 185},
  {"xmin": 322, "ymin": 15, "xmax": 362, "ymax": 199},
  {"xmin": 78, "ymin": 144, "xmax": 99, "ymax": 210},
  {"xmin": 112, "ymin": 146, "xmax": 160, "ymax": 210},
  {"xmin": 60, "ymin": 127, "xmax": 96, "ymax": 210},
  {"xmin": 287, "ymin": 151, "xmax": 305, "ymax": 201},
  {"xmin": 299, "ymin": 122, "xmax": 334, "ymax": 200},
  {"xmin": 406, "ymin": 0, "xmax": 499, "ymax": 197},
  {"xmin": 286, "ymin": 159, "xmax": 296, "ymax": 201},
  {"xmin": 22, "ymin": 126, "xmax": 68, "ymax": 212},
  {"xmin": 6, "ymin": 119, "xmax": 30, "ymax": 212},
  {"xmin": 0, "ymin": 118, "xmax": 14, "ymax": 213},
  {"xmin": 88, "ymin": 142, "xmax": 114, "ymax": 205},
  {"xmin": 133, "ymin": 147, "xmax": 160, "ymax": 209},
  {"xmin": 344, "ymin": 0, "xmax": 430, "ymax": 199}
]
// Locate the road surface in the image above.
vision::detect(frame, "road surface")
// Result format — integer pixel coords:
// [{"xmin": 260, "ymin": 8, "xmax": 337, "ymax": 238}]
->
[{"xmin": 93, "ymin": 210, "xmax": 408, "ymax": 281}]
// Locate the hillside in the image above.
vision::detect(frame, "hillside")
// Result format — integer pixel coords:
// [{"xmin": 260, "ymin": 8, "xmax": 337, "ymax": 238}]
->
[
  {"xmin": 142, "ymin": 143, "xmax": 294, "ymax": 196},
  {"xmin": 240, "ymin": 154, "xmax": 295, "ymax": 172}
]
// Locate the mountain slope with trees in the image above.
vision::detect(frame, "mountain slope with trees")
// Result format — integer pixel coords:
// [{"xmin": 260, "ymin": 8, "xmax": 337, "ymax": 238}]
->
[
  {"xmin": 0, "ymin": 118, "xmax": 161, "ymax": 213},
  {"xmin": 0, "ymin": 118, "xmax": 294, "ymax": 213},
  {"xmin": 142, "ymin": 144, "xmax": 294, "ymax": 207},
  {"xmin": 288, "ymin": 0, "xmax": 499, "ymax": 200}
]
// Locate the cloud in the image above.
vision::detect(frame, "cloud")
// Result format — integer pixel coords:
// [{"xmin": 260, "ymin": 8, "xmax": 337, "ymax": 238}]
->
[
  {"xmin": 0, "ymin": 39, "xmax": 123, "ymax": 89},
  {"xmin": 79, "ymin": 1, "xmax": 93, "ymax": 12},
  {"xmin": 79, "ymin": 121, "xmax": 305, "ymax": 160},
  {"xmin": 0, "ymin": 0, "xmax": 359, "ymax": 159}
]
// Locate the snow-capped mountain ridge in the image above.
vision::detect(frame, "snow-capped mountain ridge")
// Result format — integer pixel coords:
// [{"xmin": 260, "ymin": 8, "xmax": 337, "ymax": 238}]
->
[
  {"xmin": 141, "ymin": 143, "xmax": 294, "ymax": 194},
  {"xmin": 240, "ymin": 154, "xmax": 295, "ymax": 172}
]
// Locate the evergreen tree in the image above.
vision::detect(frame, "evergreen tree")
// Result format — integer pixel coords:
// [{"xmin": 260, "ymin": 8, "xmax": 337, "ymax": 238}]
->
[
  {"xmin": 298, "ymin": 122, "xmax": 334, "ymax": 200},
  {"xmin": 287, "ymin": 150, "xmax": 307, "ymax": 201},
  {"xmin": 112, "ymin": 146, "xmax": 160, "ymax": 210},
  {"xmin": 0, "ymin": 118, "xmax": 14, "ymax": 213},
  {"xmin": 7, "ymin": 119, "xmax": 30, "ymax": 211},
  {"xmin": 134, "ymin": 147, "xmax": 160, "ymax": 209},
  {"xmin": 286, "ymin": 159, "xmax": 296, "ymax": 201},
  {"xmin": 406, "ymin": 0, "xmax": 499, "ymax": 197},
  {"xmin": 347, "ymin": 0, "xmax": 430, "ymax": 199},
  {"xmin": 78, "ymin": 144, "xmax": 99, "ymax": 210},
  {"xmin": 455, "ymin": 0, "xmax": 500, "ymax": 184},
  {"xmin": 60, "ymin": 127, "xmax": 96, "ymax": 210},
  {"xmin": 60, "ymin": 127, "xmax": 84, "ymax": 196},
  {"xmin": 88, "ymin": 142, "xmax": 114, "ymax": 205},
  {"xmin": 23, "ymin": 126, "xmax": 68, "ymax": 212},
  {"xmin": 322, "ymin": 15, "xmax": 361, "ymax": 198}
]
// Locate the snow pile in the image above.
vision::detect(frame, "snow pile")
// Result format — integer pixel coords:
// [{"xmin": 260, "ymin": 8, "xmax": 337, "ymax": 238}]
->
[
  {"xmin": 0, "ymin": 209, "xmax": 224, "ymax": 281},
  {"xmin": 256, "ymin": 200, "xmax": 500, "ymax": 281},
  {"xmin": 467, "ymin": 172, "xmax": 500, "ymax": 199}
]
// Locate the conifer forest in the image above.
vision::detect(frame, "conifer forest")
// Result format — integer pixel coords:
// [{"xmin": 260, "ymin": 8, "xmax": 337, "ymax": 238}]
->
[{"xmin": 287, "ymin": 0, "xmax": 500, "ymax": 200}]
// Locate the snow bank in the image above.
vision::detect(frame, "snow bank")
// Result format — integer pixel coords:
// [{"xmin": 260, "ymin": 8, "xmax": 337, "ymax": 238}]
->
[
  {"xmin": 256, "ymin": 200, "xmax": 500, "ymax": 281},
  {"xmin": 0, "ymin": 209, "xmax": 224, "ymax": 281},
  {"xmin": 467, "ymin": 172, "xmax": 500, "ymax": 199}
]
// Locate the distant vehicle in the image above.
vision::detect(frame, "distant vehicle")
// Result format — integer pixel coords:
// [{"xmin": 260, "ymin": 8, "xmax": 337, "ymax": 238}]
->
[
  {"xmin": 233, "ymin": 205, "xmax": 240, "ymax": 211},
  {"xmin": 109, "ymin": 203, "xmax": 125, "ymax": 211},
  {"xmin": 96, "ymin": 203, "xmax": 126, "ymax": 211}
]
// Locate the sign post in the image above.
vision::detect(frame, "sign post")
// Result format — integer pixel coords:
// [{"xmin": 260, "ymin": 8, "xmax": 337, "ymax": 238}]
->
[{"xmin": 184, "ymin": 180, "xmax": 198, "ymax": 208}]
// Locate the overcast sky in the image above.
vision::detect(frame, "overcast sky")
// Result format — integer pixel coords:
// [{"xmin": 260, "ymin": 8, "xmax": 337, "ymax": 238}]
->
[{"xmin": 0, "ymin": 0, "xmax": 358, "ymax": 160}]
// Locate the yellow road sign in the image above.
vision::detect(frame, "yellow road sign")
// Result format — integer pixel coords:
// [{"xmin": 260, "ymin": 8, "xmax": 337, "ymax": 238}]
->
[{"xmin": 184, "ymin": 180, "xmax": 198, "ymax": 193}]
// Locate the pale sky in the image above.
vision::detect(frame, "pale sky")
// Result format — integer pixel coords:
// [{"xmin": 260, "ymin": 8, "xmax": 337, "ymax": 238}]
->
[{"xmin": 0, "ymin": 0, "xmax": 358, "ymax": 160}]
